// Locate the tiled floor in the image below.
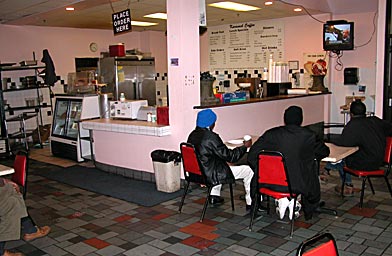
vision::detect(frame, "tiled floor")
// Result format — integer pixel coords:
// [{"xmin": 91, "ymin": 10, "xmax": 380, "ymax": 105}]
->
[{"xmin": 2, "ymin": 146, "xmax": 392, "ymax": 256}]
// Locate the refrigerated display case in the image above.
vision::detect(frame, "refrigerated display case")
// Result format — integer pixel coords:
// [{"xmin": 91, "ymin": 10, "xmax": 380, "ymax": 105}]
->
[
  {"xmin": 50, "ymin": 94, "xmax": 99, "ymax": 162},
  {"xmin": 99, "ymin": 56, "xmax": 156, "ymax": 106}
]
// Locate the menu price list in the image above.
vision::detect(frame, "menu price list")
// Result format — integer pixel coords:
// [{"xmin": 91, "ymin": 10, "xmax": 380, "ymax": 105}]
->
[{"xmin": 209, "ymin": 21, "xmax": 284, "ymax": 70}]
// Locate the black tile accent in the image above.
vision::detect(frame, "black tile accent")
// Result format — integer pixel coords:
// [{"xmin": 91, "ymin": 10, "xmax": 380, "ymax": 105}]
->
[
  {"xmin": 215, "ymin": 70, "xmax": 219, "ymax": 75},
  {"xmin": 224, "ymin": 70, "xmax": 228, "ymax": 74},
  {"xmin": 234, "ymin": 70, "xmax": 238, "ymax": 74},
  {"xmin": 254, "ymin": 70, "xmax": 258, "ymax": 74}
]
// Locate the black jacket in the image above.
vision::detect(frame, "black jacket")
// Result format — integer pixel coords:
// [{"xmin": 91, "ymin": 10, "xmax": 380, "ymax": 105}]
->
[
  {"xmin": 247, "ymin": 125, "xmax": 330, "ymax": 196},
  {"xmin": 187, "ymin": 127, "xmax": 247, "ymax": 186},
  {"xmin": 332, "ymin": 116, "xmax": 392, "ymax": 170}
]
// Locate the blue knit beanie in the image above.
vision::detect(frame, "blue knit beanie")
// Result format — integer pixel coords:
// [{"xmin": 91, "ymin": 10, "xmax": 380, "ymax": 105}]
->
[{"xmin": 196, "ymin": 109, "xmax": 217, "ymax": 128}]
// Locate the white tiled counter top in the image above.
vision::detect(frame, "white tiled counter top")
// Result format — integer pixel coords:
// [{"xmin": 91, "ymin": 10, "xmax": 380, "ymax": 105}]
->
[{"xmin": 82, "ymin": 118, "xmax": 171, "ymax": 137}]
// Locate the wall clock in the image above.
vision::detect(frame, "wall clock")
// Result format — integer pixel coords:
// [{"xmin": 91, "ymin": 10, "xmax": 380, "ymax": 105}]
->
[{"xmin": 89, "ymin": 42, "xmax": 98, "ymax": 52}]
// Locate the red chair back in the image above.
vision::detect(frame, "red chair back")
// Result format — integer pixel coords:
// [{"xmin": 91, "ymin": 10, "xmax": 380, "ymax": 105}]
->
[
  {"xmin": 180, "ymin": 142, "xmax": 203, "ymax": 176},
  {"xmin": 11, "ymin": 151, "xmax": 28, "ymax": 198},
  {"xmin": 384, "ymin": 137, "xmax": 392, "ymax": 164},
  {"xmin": 258, "ymin": 151, "xmax": 289, "ymax": 187},
  {"xmin": 297, "ymin": 233, "xmax": 339, "ymax": 256}
]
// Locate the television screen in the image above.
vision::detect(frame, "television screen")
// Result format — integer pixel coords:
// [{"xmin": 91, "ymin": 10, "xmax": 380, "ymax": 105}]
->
[{"xmin": 323, "ymin": 22, "xmax": 354, "ymax": 51}]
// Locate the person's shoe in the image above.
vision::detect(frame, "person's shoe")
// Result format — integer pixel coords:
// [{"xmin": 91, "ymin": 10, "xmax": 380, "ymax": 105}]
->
[
  {"xmin": 208, "ymin": 195, "xmax": 224, "ymax": 205},
  {"xmin": 3, "ymin": 250, "xmax": 24, "ymax": 256},
  {"xmin": 277, "ymin": 197, "xmax": 290, "ymax": 219},
  {"xmin": 334, "ymin": 184, "xmax": 354, "ymax": 197},
  {"xmin": 23, "ymin": 226, "xmax": 51, "ymax": 242}
]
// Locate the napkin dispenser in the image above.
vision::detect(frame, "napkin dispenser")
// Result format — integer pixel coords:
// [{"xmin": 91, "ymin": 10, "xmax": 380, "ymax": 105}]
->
[{"xmin": 137, "ymin": 106, "xmax": 157, "ymax": 121}]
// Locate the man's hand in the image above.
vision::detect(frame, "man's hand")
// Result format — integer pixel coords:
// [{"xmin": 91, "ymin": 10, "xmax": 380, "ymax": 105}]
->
[{"xmin": 4, "ymin": 178, "xmax": 21, "ymax": 194}]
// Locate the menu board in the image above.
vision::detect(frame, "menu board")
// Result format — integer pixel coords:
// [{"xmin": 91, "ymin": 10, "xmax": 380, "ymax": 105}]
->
[{"xmin": 209, "ymin": 21, "xmax": 284, "ymax": 70}]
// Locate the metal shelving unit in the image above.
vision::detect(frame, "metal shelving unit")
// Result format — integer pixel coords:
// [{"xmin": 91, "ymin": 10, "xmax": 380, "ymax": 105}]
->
[{"xmin": 0, "ymin": 63, "xmax": 53, "ymax": 156}]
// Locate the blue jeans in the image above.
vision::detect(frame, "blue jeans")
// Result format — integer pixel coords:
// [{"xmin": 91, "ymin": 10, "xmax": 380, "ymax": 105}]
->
[
  {"xmin": 325, "ymin": 160, "xmax": 352, "ymax": 185},
  {"xmin": 0, "ymin": 216, "xmax": 37, "ymax": 255}
]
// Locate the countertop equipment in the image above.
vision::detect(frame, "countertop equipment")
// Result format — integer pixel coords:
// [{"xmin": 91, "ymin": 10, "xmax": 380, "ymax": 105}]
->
[
  {"xmin": 137, "ymin": 106, "xmax": 157, "ymax": 121},
  {"xmin": 109, "ymin": 99, "xmax": 148, "ymax": 119},
  {"xmin": 234, "ymin": 78, "xmax": 261, "ymax": 98}
]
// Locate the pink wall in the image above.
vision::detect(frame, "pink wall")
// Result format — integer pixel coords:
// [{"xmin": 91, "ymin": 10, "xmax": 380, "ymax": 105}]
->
[{"xmin": 0, "ymin": 24, "xmax": 168, "ymax": 82}]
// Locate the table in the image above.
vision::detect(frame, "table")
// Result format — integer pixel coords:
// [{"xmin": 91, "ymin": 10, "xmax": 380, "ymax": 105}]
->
[
  {"xmin": 322, "ymin": 143, "xmax": 359, "ymax": 163},
  {"xmin": 0, "ymin": 164, "xmax": 14, "ymax": 176}
]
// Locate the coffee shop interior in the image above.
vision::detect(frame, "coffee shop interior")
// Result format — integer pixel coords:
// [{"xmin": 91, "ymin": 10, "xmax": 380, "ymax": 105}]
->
[{"xmin": 1, "ymin": 0, "xmax": 392, "ymax": 255}]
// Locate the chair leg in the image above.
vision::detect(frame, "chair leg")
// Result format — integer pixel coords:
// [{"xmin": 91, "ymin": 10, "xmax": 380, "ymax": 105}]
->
[
  {"xmin": 229, "ymin": 183, "xmax": 234, "ymax": 211},
  {"xmin": 341, "ymin": 172, "xmax": 346, "ymax": 198},
  {"xmin": 368, "ymin": 177, "xmax": 375, "ymax": 194},
  {"xmin": 249, "ymin": 193, "xmax": 259, "ymax": 231},
  {"xmin": 178, "ymin": 182, "xmax": 190, "ymax": 213},
  {"xmin": 290, "ymin": 197, "xmax": 296, "ymax": 239},
  {"xmin": 384, "ymin": 176, "xmax": 392, "ymax": 198},
  {"xmin": 267, "ymin": 196, "xmax": 270, "ymax": 215},
  {"xmin": 200, "ymin": 187, "xmax": 212, "ymax": 222},
  {"xmin": 359, "ymin": 178, "xmax": 366, "ymax": 208}
]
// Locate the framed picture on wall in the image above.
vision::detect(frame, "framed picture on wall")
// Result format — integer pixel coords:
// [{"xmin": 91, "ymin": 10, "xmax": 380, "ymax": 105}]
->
[{"xmin": 289, "ymin": 60, "xmax": 299, "ymax": 70}]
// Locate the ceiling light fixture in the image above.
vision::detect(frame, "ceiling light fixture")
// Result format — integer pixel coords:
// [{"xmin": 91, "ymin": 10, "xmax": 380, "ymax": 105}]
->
[
  {"xmin": 208, "ymin": 1, "xmax": 261, "ymax": 11},
  {"xmin": 131, "ymin": 21, "xmax": 158, "ymax": 27},
  {"xmin": 265, "ymin": 1, "xmax": 273, "ymax": 5},
  {"xmin": 65, "ymin": 7, "xmax": 75, "ymax": 11},
  {"xmin": 294, "ymin": 8, "xmax": 302, "ymax": 12},
  {"xmin": 144, "ymin": 13, "xmax": 167, "ymax": 20}
]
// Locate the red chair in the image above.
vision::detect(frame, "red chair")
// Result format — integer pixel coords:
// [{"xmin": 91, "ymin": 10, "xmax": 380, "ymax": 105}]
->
[
  {"xmin": 249, "ymin": 150, "xmax": 298, "ymax": 238},
  {"xmin": 11, "ymin": 150, "xmax": 29, "ymax": 199},
  {"xmin": 342, "ymin": 137, "xmax": 392, "ymax": 208},
  {"xmin": 178, "ymin": 142, "xmax": 235, "ymax": 222},
  {"xmin": 296, "ymin": 232, "xmax": 339, "ymax": 256}
]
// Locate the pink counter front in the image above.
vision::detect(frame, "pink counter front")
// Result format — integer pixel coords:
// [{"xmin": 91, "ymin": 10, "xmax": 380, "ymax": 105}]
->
[{"xmin": 82, "ymin": 93, "xmax": 330, "ymax": 180}]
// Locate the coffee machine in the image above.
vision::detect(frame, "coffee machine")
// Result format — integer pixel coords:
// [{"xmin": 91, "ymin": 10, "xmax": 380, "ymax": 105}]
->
[{"xmin": 234, "ymin": 78, "xmax": 261, "ymax": 98}]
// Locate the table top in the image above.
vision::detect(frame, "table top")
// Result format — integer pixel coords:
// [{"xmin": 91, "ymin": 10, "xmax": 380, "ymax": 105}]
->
[
  {"xmin": 322, "ymin": 143, "xmax": 359, "ymax": 163},
  {"xmin": 0, "ymin": 164, "xmax": 14, "ymax": 176}
]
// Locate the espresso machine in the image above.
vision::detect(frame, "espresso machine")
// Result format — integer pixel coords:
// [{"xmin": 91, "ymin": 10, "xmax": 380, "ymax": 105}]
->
[{"xmin": 234, "ymin": 77, "xmax": 261, "ymax": 98}]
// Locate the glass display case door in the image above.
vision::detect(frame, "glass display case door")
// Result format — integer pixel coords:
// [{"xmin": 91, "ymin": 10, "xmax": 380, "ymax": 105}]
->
[
  {"xmin": 52, "ymin": 99, "xmax": 69, "ymax": 137},
  {"xmin": 64, "ymin": 101, "xmax": 82, "ymax": 139}
]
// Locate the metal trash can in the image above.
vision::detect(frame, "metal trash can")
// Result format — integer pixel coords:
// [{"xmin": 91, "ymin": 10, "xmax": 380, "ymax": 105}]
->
[{"xmin": 151, "ymin": 150, "xmax": 181, "ymax": 193}]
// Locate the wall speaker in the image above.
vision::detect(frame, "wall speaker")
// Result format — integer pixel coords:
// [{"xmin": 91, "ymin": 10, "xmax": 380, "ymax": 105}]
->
[{"xmin": 344, "ymin": 67, "xmax": 359, "ymax": 85}]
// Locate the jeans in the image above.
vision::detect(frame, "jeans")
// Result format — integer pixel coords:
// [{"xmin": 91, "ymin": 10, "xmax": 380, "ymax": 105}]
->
[
  {"xmin": 325, "ymin": 160, "xmax": 352, "ymax": 185},
  {"xmin": 0, "ymin": 216, "xmax": 37, "ymax": 255}
]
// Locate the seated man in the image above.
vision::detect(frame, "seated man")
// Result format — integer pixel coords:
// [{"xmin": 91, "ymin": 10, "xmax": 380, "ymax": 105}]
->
[
  {"xmin": 187, "ymin": 109, "xmax": 254, "ymax": 210},
  {"xmin": 0, "ymin": 178, "xmax": 51, "ymax": 256},
  {"xmin": 327, "ymin": 100, "xmax": 392, "ymax": 195},
  {"xmin": 248, "ymin": 106, "xmax": 330, "ymax": 220}
]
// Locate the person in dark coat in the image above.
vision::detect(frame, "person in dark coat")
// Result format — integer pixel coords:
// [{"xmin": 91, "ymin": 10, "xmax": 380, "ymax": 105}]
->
[
  {"xmin": 247, "ymin": 106, "xmax": 330, "ymax": 220},
  {"xmin": 187, "ymin": 109, "xmax": 254, "ymax": 208},
  {"xmin": 328, "ymin": 100, "xmax": 392, "ymax": 195}
]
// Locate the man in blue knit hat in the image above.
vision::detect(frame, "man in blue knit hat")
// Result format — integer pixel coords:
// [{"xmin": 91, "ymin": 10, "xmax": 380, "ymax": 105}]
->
[{"xmin": 187, "ymin": 109, "xmax": 254, "ymax": 210}]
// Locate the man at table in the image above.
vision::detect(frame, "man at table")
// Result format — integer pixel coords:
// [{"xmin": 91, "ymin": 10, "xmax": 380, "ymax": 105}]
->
[
  {"xmin": 0, "ymin": 178, "xmax": 51, "ymax": 256},
  {"xmin": 187, "ymin": 109, "xmax": 254, "ymax": 210},
  {"xmin": 327, "ymin": 100, "xmax": 392, "ymax": 195},
  {"xmin": 248, "ymin": 106, "xmax": 330, "ymax": 220}
]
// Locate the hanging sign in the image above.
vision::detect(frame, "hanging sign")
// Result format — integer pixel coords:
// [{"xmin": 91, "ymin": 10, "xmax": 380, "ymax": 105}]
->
[{"xmin": 112, "ymin": 9, "xmax": 132, "ymax": 35}]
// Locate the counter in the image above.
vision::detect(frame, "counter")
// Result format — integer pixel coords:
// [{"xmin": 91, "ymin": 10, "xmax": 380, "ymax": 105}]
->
[
  {"xmin": 82, "ymin": 118, "xmax": 171, "ymax": 137},
  {"xmin": 195, "ymin": 91, "xmax": 331, "ymax": 109},
  {"xmin": 84, "ymin": 93, "xmax": 330, "ymax": 183}
]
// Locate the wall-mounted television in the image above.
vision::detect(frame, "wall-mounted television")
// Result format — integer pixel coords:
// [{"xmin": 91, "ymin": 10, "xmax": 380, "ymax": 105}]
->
[{"xmin": 323, "ymin": 21, "xmax": 354, "ymax": 52}]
